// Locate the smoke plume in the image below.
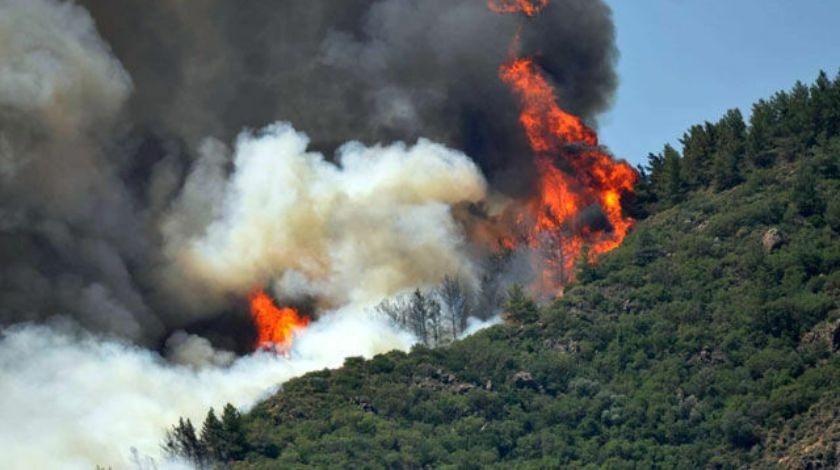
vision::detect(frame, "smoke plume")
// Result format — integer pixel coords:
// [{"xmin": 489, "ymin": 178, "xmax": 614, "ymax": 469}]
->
[
  {"xmin": 0, "ymin": 0, "xmax": 164, "ymax": 342},
  {"xmin": 0, "ymin": 0, "xmax": 620, "ymax": 466},
  {"xmin": 79, "ymin": 0, "xmax": 617, "ymax": 184},
  {"xmin": 0, "ymin": 0, "xmax": 618, "ymax": 344}
]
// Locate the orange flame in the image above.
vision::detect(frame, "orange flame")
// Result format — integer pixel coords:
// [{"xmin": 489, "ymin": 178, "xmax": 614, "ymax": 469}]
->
[
  {"xmin": 496, "ymin": 49, "xmax": 637, "ymax": 292},
  {"xmin": 488, "ymin": 0, "xmax": 550, "ymax": 17},
  {"xmin": 249, "ymin": 289, "xmax": 310, "ymax": 352}
]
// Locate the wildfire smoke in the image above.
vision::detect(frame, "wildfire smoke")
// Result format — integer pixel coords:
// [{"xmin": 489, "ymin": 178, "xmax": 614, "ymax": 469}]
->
[{"xmin": 0, "ymin": 0, "xmax": 624, "ymax": 467}]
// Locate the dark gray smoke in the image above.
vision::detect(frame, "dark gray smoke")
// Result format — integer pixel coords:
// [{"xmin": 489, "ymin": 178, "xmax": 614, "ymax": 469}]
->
[
  {"xmin": 0, "ymin": 0, "xmax": 617, "ymax": 345},
  {"xmin": 81, "ymin": 0, "xmax": 617, "ymax": 183}
]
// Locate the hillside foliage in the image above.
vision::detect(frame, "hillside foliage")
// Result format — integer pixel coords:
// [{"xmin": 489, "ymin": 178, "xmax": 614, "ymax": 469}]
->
[{"xmin": 165, "ymin": 70, "xmax": 840, "ymax": 469}]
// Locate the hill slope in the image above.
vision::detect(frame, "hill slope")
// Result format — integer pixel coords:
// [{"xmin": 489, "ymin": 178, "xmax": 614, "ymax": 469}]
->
[{"xmin": 170, "ymin": 71, "xmax": 840, "ymax": 469}]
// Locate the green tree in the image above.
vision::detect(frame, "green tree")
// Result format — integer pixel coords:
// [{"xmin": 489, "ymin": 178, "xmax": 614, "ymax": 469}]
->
[
  {"xmin": 712, "ymin": 109, "xmax": 747, "ymax": 190},
  {"xmin": 648, "ymin": 144, "xmax": 684, "ymax": 205},
  {"xmin": 746, "ymin": 99, "xmax": 778, "ymax": 167},
  {"xmin": 220, "ymin": 403, "xmax": 247, "ymax": 461},
  {"xmin": 199, "ymin": 408, "xmax": 225, "ymax": 462},
  {"xmin": 809, "ymin": 70, "xmax": 837, "ymax": 139},
  {"xmin": 662, "ymin": 144, "xmax": 685, "ymax": 203},
  {"xmin": 633, "ymin": 229, "xmax": 659, "ymax": 267},
  {"xmin": 793, "ymin": 162, "xmax": 825, "ymax": 217},
  {"xmin": 825, "ymin": 198, "xmax": 840, "ymax": 232},
  {"xmin": 680, "ymin": 123, "xmax": 716, "ymax": 188},
  {"xmin": 162, "ymin": 418, "xmax": 205, "ymax": 465},
  {"xmin": 503, "ymin": 284, "xmax": 539, "ymax": 324},
  {"xmin": 783, "ymin": 81, "xmax": 815, "ymax": 149},
  {"xmin": 576, "ymin": 246, "xmax": 600, "ymax": 283}
]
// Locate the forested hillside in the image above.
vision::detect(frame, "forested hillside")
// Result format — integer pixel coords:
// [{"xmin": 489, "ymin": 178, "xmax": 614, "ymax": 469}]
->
[{"xmin": 166, "ymin": 71, "xmax": 840, "ymax": 468}]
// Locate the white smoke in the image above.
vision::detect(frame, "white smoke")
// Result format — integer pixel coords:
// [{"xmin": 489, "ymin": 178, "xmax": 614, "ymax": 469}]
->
[
  {"xmin": 0, "ymin": 2, "xmax": 499, "ymax": 469},
  {"xmin": 459, "ymin": 315, "xmax": 503, "ymax": 339},
  {"xmin": 161, "ymin": 123, "xmax": 488, "ymax": 314},
  {"xmin": 0, "ymin": 320, "xmax": 415, "ymax": 469}
]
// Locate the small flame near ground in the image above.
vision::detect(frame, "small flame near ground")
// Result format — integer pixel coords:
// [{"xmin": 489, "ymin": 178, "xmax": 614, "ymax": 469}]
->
[
  {"xmin": 249, "ymin": 289, "xmax": 310, "ymax": 353},
  {"xmin": 493, "ymin": 2, "xmax": 638, "ymax": 295}
]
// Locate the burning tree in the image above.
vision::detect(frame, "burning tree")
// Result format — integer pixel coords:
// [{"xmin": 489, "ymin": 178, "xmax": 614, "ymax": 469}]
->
[{"xmin": 491, "ymin": 1, "xmax": 638, "ymax": 296}]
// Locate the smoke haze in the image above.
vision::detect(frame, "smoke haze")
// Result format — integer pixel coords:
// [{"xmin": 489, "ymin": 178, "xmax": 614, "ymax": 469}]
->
[{"xmin": 0, "ymin": 321, "xmax": 414, "ymax": 469}]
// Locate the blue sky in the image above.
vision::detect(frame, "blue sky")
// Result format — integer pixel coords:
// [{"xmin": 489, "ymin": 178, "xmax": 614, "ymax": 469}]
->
[{"xmin": 599, "ymin": 1, "xmax": 840, "ymax": 167}]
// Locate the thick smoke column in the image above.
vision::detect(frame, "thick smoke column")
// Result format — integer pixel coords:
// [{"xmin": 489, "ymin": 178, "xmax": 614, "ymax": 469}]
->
[
  {"xmin": 1, "ymin": 0, "xmax": 618, "ymax": 343},
  {"xmin": 80, "ymin": 0, "xmax": 617, "ymax": 186},
  {"xmin": 0, "ymin": 0, "xmax": 164, "ymax": 342},
  {"xmin": 0, "ymin": 0, "xmax": 620, "ymax": 467}
]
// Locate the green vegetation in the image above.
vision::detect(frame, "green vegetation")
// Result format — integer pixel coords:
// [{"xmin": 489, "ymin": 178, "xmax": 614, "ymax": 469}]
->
[{"xmin": 166, "ymin": 70, "xmax": 840, "ymax": 468}]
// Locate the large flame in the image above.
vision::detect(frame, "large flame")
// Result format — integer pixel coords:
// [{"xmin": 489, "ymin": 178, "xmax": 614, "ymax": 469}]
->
[
  {"xmin": 493, "ymin": 4, "xmax": 637, "ymax": 295},
  {"xmin": 249, "ymin": 289, "xmax": 310, "ymax": 352}
]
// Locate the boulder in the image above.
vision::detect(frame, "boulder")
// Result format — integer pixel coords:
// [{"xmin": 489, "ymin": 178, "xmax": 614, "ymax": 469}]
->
[{"xmin": 762, "ymin": 227, "xmax": 785, "ymax": 253}]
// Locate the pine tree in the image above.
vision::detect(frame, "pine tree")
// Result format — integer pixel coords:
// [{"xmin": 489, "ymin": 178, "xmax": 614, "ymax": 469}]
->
[
  {"xmin": 810, "ymin": 70, "xmax": 834, "ymax": 139},
  {"xmin": 747, "ymin": 99, "xmax": 778, "ymax": 167},
  {"xmin": 784, "ymin": 81, "xmax": 815, "ymax": 149},
  {"xmin": 199, "ymin": 408, "xmax": 225, "ymax": 462},
  {"xmin": 792, "ymin": 162, "xmax": 825, "ymax": 217},
  {"xmin": 633, "ymin": 229, "xmax": 659, "ymax": 267},
  {"xmin": 503, "ymin": 284, "xmax": 538, "ymax": 324},
  {"xmin": 712, "ymin": 109, "xmax": 746, "ymax": 190},
  {"xmin": 220, "ymin": 403, "xmax": 247, "ymax": 461},
  {"xmin": 829, "ymin": 71, "xmax": 840, "ymax": 138},
  {"xmin": 661, "ymin": 144, "xmax": 684, "ymax": 203},
  {"xmin": 680, "ymin": 123, "xmax": 715, "ymax": 188},
  {"xmin": 575, "ymin": 246, "xmax": 600, "ymax": 283},
  {"xmin": 648, "ymin": 145, "xmax": 684, "ymax": 206},
  {"xmin": 162, "ymin": 418, "xmax": 205, "ymax": 465}
]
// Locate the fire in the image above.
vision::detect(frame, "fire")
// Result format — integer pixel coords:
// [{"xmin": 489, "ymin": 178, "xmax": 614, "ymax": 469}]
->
[
  {"xmin": 249, "ymin": 289, "xmax": 310, "ymax": 352},
  {"xmin": 492, "ymin": 6, "xmax": 637, "ymax": 294},
  {"xmin": 487, "ymin": 0, "xmax": 550, "ymax": 17}
]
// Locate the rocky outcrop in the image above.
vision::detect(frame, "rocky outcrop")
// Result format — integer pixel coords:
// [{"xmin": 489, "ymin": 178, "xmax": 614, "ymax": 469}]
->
[
  {"xmin": 762, "ymin": 227, "xmax": 785, "ymax": 253},
  {"xmin": 799, "ymin": 319, "xmax": 840, "ymax": 354},
  {"xmin": 512, "ymin": 371, "xmax": 539, "ymax": 390},
  {"xmin": 756, "ymin": 396, "xmax": 840, "ymax": 469},
  {"xmin": 414, "ymin": 369, "xmax": 476, "ymax": 394}
]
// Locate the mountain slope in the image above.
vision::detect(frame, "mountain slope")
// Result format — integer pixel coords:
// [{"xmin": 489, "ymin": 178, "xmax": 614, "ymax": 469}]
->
[
  {"xmin": 170, "ymin": 71, "xmax": 840, "ymax": 469},
  {"xmin": 231, "ymin": 164, "xmax": 839, "ymax": 469}
]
